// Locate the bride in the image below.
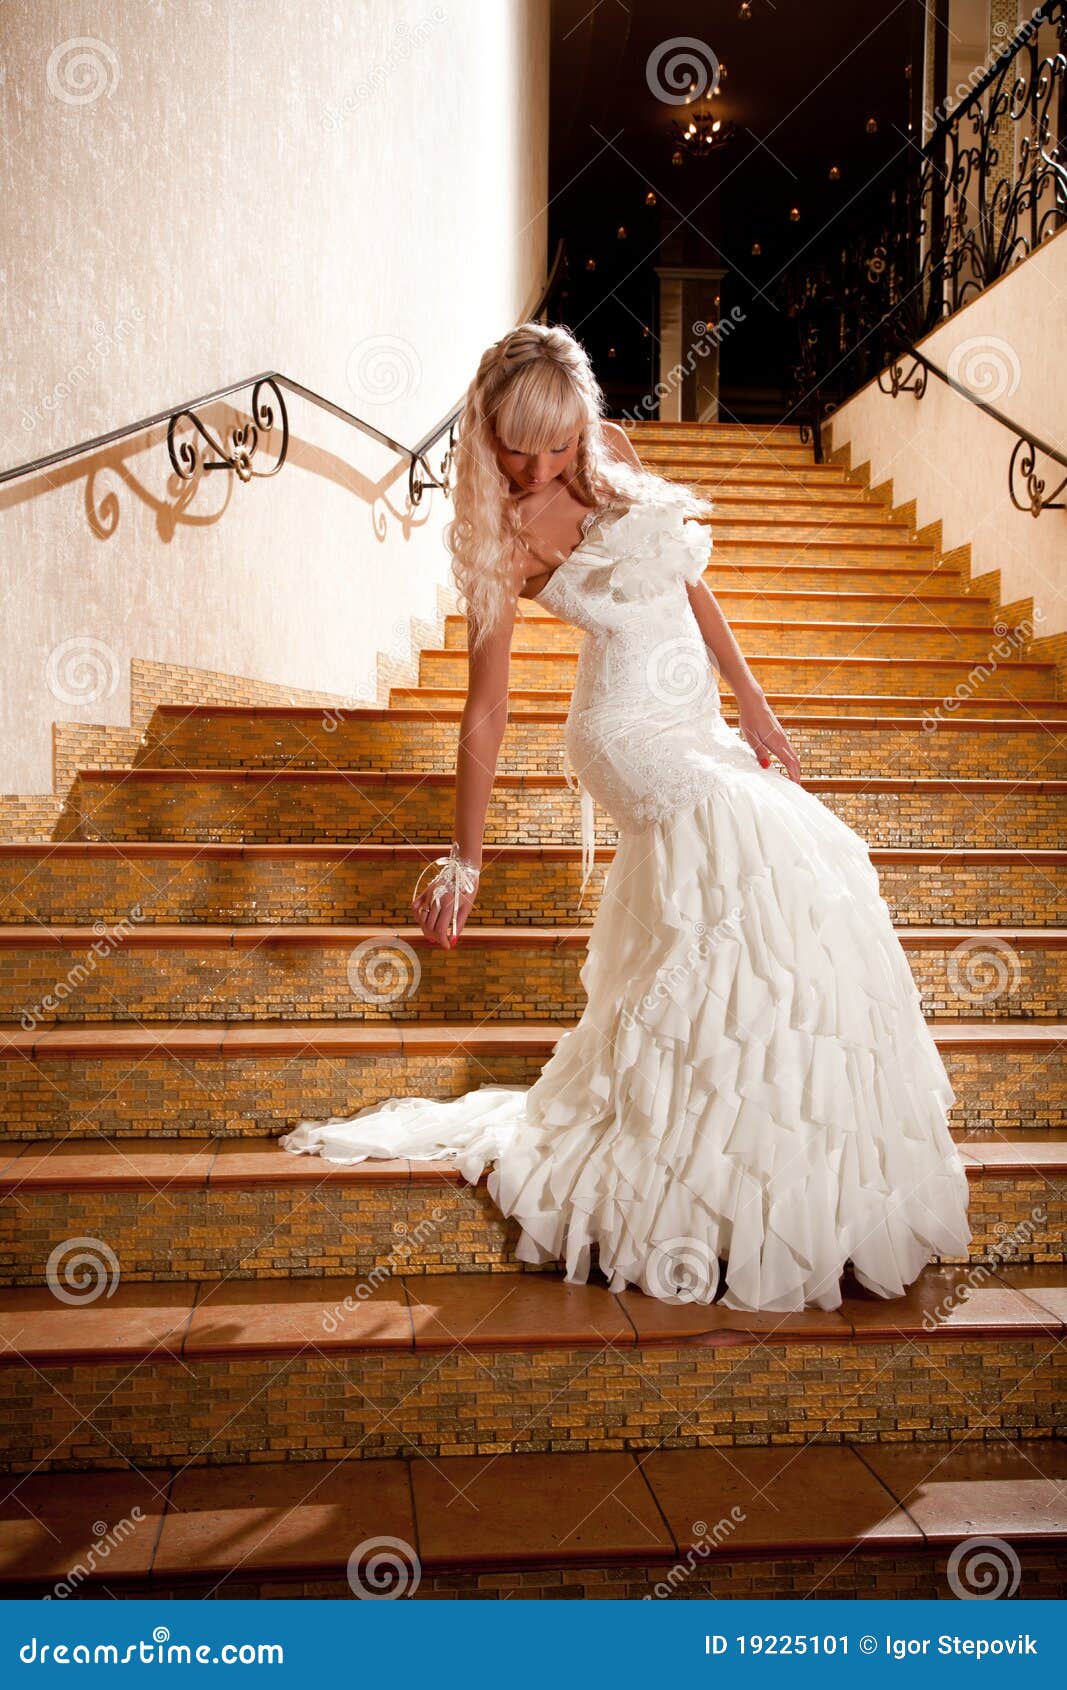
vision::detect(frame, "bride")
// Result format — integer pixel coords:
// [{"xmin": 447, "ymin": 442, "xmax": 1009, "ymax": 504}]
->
[{"xmin": 281, "ymin": 322, "xmax": 971, "ymax": 1313}]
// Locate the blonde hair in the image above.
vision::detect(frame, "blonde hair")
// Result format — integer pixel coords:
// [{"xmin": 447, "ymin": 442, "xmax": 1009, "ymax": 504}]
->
[{"xmin": 444, "ymin": 322, "xmax": 713, "ymax": 650}]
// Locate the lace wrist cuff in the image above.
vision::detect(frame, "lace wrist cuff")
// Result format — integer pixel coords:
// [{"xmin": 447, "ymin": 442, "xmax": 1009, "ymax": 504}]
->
[{"xmin": 413, "ymin": 843, "xmax": 481, "ymax": 940}]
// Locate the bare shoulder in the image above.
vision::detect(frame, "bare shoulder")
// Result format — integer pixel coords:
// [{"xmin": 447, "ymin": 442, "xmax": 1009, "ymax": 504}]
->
[{"xmin": 601, "ymin": 418, "xmax": 643, "ymax": 470}]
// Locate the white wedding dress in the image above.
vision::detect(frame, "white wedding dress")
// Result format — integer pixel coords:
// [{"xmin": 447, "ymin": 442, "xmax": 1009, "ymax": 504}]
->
[{"xmin": 281, "ymin": 498, "xmax": 972, "ymax": 1312}]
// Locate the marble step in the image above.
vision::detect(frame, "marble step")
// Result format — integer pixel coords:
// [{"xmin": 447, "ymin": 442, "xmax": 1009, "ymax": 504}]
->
[
  {"xmin": 4, "ymin": 1439, "xmax": 1064, "ymax": 1599},
  {"xmin": 0, "ymin": 1263, "xmax": 1062, "ymax": 1470}
]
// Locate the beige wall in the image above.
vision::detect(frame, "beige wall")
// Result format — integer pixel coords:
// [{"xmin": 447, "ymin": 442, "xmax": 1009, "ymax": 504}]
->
[
  {"xmin": 0, "ymin": 0, "xmax": 549, "ymax": 793},
  {"xmin": 827, "ymin": 224, "xmax": 1067, "ymax": 636}
]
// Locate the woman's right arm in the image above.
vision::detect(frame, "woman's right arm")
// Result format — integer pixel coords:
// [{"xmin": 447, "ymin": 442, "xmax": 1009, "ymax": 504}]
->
[{"xmin": 412, "ymin": 580, "xmax": 517, "ymax": 947}]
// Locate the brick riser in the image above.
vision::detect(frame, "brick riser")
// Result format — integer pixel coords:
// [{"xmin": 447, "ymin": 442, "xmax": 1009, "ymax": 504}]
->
[
  {"xmin": 0, "ymin": 1150, "xmax": 1061, "ymax": 1284},
  {"xmin": 53, "ymin": 774, "xmax": 1067, "ymax": 847},
  {"xmin": 37, "ymin": 1547, "xmax": 1063, "ymax": 1603},
  {"xmin": 0, "ymin": 1033, "xmax": 1061, "ymax": 1141},
  {"xmin": 421, "ymin": 649, "xmax": 1055, "ymax": 696},
  {"xmin": 1, "ymin": 929, "xmax": 1062, "ymax": 1022},
  {"xmin": 1, "ymin": 1304, "xmax": 1062, "ymax": 1471},
  {"xmin": 135, "ymin": 715, "xmax": 1067, "ymax": 780},
  {"xmin": 3, "ymin": 847, "xmax": 1063, "ymax": 927}
]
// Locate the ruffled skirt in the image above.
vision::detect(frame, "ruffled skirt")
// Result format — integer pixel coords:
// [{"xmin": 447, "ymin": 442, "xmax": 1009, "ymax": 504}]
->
[{"xmin": 280, "ymin": 767, "xmax": 971, "ymax": 1313}]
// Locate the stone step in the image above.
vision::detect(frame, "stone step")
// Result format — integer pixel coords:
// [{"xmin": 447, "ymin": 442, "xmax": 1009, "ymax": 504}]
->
[
  {"xmin": 0, "ymin": 1263, "xmax": 1061, "ymax": 1470},
  {"xmin": 633, "ymin": 442, "xmax": 819, "ymax": 466},
  {"xmin": 133, "ymin": 705, "xmax": 1067, "ymax": 780},
  {"xmin": 683, "ymin": 485, "xmax": 882, "ymax": 510},
  {"xmin": 59, "ymin": 769, "xmax": 1067, "ymax": 846},
  {"xmin": 712, "ymin": 541, "xmax": 941, "ymax": 566},
  {"xmin": 4, "ymin": 1439, "xmax": 1064, "ymax": 1599},
  {"xmin": 709, "ymin": 518, "xmax": 916, "ymax": 546},
  {"xmin": 3, "ymin": 843, "xmax": 1061, "ymax": 928},
  {"xmin": 390, "ymin": 686, "xmax": 1067, "ymax": 720},
  {"xmin": 0, "ymin": 1018, "xmax": 1058, "ymax": 1142},
  {"xmin": 603, "ymin": 586, "xmax": 1002, "ymax": 624},
  {"xmin": 1, "ymin": 923, "xmax": 1062, "ymax": 1025},
  {"xmin": 0, "ymin": 1135, "xmax": 1060, "ymax": 1286},
  {"xmin": 707, "ymin": 560, "xmax": 974, "ymax": 593},
  {"xmin": 460, "ymin": 615, "xmax": 1023, "ymax": 663},
  {"xmin": 419, "ymin": 647, "xmax": 1056, "ymax": 697},
  {"xmin": 629, "ymin": 421, "xmax": 805, "ymax": 443}
]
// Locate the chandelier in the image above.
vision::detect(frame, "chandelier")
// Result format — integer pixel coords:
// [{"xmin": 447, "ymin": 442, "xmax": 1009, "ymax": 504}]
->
[{"xmin": 671, "ymin": 73, "xmax": 736, "ymax": 159}]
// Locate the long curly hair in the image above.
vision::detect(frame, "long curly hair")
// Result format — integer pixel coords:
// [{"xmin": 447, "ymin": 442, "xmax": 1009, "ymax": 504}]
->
[{"xmin": 445, "ymin": 322, "xmax": 713, "ymax": 651}]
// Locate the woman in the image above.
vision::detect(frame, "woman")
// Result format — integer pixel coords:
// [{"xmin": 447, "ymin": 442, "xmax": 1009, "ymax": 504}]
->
[{"xmin": 281, "ymin": 323, "xmax": 971, "ymax": 1313}]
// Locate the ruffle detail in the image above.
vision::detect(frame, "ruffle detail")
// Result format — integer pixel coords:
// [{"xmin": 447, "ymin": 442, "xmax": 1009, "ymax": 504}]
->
[
  {"xmin": 583, "ymin": 499, "xmax": 711, "ymax": 601},
  {"xmin": 281, "ymin": 770, "xmax": 971, "ymax": 1314}
]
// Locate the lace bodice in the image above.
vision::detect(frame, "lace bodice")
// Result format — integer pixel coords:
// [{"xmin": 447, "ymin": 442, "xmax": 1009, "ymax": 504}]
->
[{"xmin": 534, "ymin": 497, "xmax": 761, "ymax": 894}]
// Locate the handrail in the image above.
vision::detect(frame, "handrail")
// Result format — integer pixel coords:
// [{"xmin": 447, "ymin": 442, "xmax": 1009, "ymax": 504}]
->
[
  {"xmin": 879, "ymin": 347, "xmax": 1067, "ymax": 516},
  {"xmin": 778, "ymin": 0, "xmax": 1066, "ymax": 464},
  {"xmin": 923, "ymin": 1, "xmax": 1057, "ymax": 155},
  {"xmin": 0, "ymin": 239, "xmax": 566, "ymax": 504}
]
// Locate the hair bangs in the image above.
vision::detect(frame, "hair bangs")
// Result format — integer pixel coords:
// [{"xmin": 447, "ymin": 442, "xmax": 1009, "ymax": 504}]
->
[{"xmin": 493, "ymin": 361, "xmax": 586, "ymax": 454}]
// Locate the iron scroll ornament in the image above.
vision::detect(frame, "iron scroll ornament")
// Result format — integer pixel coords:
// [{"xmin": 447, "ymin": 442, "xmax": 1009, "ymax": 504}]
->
[
  {"xmin": 879, "ymin": 353, "xmax": 1067, "ymax": 518},
  {"xmin": 167, "ymin": 377, "xmax": 289, "ymax": 483},
  {"xmin": 408, "ymin": 420, "xmax": 456, "ymax": 507}
]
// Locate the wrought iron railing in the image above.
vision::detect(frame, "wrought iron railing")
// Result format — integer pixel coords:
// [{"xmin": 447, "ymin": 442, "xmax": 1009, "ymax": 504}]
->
[
  {"xmin": 0, "ymin": 242, "xmax": 565, "ymax": 505},
  {"xmin": 779, "ymin": 1, "xmax": 1066, "ymax": 462},
  {"xmin": 879, "ymin": 346, "xmax": 1067, "ymax": 516}
]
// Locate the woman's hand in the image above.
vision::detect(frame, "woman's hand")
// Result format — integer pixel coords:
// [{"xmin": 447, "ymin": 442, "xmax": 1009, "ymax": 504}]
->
[
  {"xmin": 411, "ymin": 852, "xmax": 481, "ymax": 948},
  {"xmin": 737, "ymin": 692, "xmax": 802, "ymax": 781}
]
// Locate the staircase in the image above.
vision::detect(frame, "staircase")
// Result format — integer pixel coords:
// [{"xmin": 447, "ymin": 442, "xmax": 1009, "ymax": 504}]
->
[{"xmin": 0, "ymin": 420, "xmax": 1064, "ymax": 1600}]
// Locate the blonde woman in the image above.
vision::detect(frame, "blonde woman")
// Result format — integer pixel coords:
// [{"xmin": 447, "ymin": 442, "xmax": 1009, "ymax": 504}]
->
[{"xmin": 282, "ymin": 323, "xmax": 970, "ymax": 1313}]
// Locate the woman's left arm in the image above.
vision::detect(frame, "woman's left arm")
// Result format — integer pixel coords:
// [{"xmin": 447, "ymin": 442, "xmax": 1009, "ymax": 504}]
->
[
  {"xmin": 600, "ymin": 419, "xmax": 800, "ymax": 780},
  {"xmin": 685, "ymin": 579, "xmax": 802, "ymax": 781}
]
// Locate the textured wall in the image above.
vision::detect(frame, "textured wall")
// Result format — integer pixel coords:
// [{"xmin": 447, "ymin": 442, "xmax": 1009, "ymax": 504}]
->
[
  {"xmin": 0, "ymin": 0, "xmax": 549, "ymax": 792},
  {"xmin": 828, "ymin": 224, "xmax": 1067, "ymax": 637}
]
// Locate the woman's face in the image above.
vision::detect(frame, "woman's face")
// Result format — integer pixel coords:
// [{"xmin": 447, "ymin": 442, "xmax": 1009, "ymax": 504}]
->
[{"xmin": 495, "ymin": 428, "xmax": 580, "ymax": 494}]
